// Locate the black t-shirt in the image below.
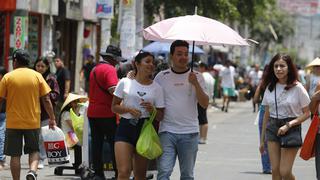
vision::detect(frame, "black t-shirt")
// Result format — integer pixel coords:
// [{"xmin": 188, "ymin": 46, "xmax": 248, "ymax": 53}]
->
[
  {"xmin": 55, "ymin": 67, "xmax": 71, "ymax": 101},
  {"xmin": 82, "ymin": 62, "xmax": 95, "ymax": 81}
]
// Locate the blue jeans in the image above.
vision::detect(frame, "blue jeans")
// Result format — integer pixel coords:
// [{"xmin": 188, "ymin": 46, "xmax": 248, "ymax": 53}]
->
[
  {"xmin": 157, "ymin": 132, "xmax": 198, "ymax": 180},
  {"xmin": 258, "ymin": 106, "xmax": 271, "ymax": 172},
  {"xmin": 0, "ymin": 113, "xmax": 6, "ymax": 161}
]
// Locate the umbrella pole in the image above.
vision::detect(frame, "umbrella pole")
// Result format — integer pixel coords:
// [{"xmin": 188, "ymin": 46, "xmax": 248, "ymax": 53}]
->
[{"xmin": 191, "ymin": 41, "xmax": 195, "ymax": 72}]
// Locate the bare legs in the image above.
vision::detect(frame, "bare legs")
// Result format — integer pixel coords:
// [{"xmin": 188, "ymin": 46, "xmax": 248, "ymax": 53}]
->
[
  {"xmin": 268, "ymin": 141, "xmax": 298, "ymax": 180},
  {"xmin": 115, "ymin": 142, "xmax": 148, "ymax": 180},
  {"xmin": 9, "ymin": 152, "xmax": 39, "ymax": 180}
]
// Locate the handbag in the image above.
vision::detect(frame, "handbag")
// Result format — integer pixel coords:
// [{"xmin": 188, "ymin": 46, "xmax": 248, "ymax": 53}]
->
[
  {"xmin": 300, "ymin": 113, "xmax": 320, "ymax": 160},
  {"xmin": 136, "ymin": 108, "xmax": 163, "ymax": 160},
  {"xmin": 275, "ymin": 87, "xmax": 302, "ymax": 148}
]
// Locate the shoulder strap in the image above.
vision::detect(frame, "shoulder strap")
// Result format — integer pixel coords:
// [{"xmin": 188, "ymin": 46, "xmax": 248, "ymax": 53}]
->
[
  {"xmin": 93, "ymin": 67, "xmax": 110, "ymax": 95},
  {"xmin": 274, "ymin": 85, "xmax": 278, "ymax": 119}
]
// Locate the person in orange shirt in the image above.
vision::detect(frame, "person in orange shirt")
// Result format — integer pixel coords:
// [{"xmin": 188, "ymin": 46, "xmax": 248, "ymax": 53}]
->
[{"xmin": 0, "ymin": 49, "xmax": 56, "ymax": 180}]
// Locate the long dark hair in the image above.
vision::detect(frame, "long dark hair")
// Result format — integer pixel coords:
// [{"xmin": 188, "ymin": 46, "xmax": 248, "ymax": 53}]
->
[
  {"xmin": 34, "ymin": 56, "xmax": 51, "ymax": 79},
  {"xmin": 262, "ymin": 53, "xmax": 298, "ymax": 92}
]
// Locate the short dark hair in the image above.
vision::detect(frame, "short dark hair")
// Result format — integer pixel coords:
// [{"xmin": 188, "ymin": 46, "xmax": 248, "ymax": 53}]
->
[
  {"xmin": 170, "ymin": 40, "xmax": 189, "ymax": 55},
  {"xmin": 199, "ymin": 62, "xmax": 208, "ymax": 70},
  {"xmin": 12, "ymin": 49, "xmax": 30, "ymax": 66},
  {"xmin": 263, "ymin": 53, "xmax": 298, "ymax": 91}
]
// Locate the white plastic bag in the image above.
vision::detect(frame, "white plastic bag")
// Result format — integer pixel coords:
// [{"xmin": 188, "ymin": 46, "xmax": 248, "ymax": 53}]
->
[{"xmin": 41, "ymin": 125, "xmax": 70, "ymax": 165}]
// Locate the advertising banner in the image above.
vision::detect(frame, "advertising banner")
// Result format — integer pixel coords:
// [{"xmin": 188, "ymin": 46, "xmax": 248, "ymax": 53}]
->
[
  {"xmin": 96, "ymin": 0, "xmax": 114, "ymax": 19},
  {"xmin": 14, "ymin": 16, "xmax": 27, "ymax": 50}
]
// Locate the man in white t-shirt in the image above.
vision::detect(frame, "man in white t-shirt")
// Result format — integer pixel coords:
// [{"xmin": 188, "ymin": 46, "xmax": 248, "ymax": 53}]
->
[
  {"xmin": 249, "ymin": 64, "xmax": 263, "ymax": 112},
  {"xmin": 154, "ymin": 40, "xmax": 209, "ymax": 180},
  {"xmin": 197, "ymin": 62, "xmax": 215, "ymax": 144},
  {"xmin": 219, "ymin": 60, "xmax": 235, "ymax": 113}
]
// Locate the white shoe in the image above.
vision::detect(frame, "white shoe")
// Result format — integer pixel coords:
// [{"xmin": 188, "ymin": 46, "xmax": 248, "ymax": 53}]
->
[
  {"xmin": 37, "ymin": 160, "xmax": 44, "ymax": 169},
  {"xmin": 199, "ymin": 139, "xmax": 207, "ymax": 144}
]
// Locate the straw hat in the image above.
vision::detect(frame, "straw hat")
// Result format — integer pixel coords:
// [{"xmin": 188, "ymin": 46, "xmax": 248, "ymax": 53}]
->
[
  {"xmin": 61, "ymin": 93, "xmax": 88, "ymax": 111},
  {"xmin": 306, "ymin": 57, "xmax": 320, "ymax": 68}
]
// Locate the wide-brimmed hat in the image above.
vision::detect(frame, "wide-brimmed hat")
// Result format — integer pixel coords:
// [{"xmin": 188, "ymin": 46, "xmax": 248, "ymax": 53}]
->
[
  {"xmin": 100, "ymin": 45, "xmax": 126, "ymax": 62},
  {"xmin": 61, "ymin": 93, "xmax": 88, "ymax": 111},
  {"xmin": 306, "ymin": 57, "xmax": 320, "ymax": 68}
]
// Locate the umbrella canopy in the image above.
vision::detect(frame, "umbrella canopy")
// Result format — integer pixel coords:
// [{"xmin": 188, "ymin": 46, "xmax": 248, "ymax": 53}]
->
[
  {"xmin": 143, "ymin": 15, "xmax": 249, "ymax": 46},
  {"xmin": 142, "ymin": 41, "xmax": 205, "ymax": 54}
]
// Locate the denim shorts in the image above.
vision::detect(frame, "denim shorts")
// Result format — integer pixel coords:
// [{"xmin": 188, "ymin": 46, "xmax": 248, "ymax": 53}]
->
[
  {"xmin": 4, "ymin": 128, "xmax": 40, "ymax": 156},
  {"xmin": 115, "ymin": 117, "xmax": 147, "ymax": 147},
  {"xmin": 266, "ymin": 117, "xmax": 301, "ymax": 146}
]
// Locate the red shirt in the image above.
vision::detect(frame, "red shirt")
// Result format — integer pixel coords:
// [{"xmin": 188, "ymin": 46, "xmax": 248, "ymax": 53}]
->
[{"xmin": 87, "ymin": 63, "xmax": 118, "ymax": 118}]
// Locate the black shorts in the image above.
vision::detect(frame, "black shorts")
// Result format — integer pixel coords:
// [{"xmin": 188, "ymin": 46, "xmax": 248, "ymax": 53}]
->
[
  {"xmin": 198, "ymin": 104, "xmax": 208, "ymax": 125},
  {"xmin": 5, "ymin": 128, "xmax": 40, "ymax": 156},
  {"xmin": 115, "ymin": 117, "xmax": 147, "ymax": 147},
  {"xmin": 266, "ymin": 117, "xmax": 302, "ymax": 148}
]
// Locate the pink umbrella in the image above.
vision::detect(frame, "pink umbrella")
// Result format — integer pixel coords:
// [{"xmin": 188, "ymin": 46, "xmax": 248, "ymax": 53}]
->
[{"xmin": 143, "ymin": 15, "xmax": 249, "ymax": 70}]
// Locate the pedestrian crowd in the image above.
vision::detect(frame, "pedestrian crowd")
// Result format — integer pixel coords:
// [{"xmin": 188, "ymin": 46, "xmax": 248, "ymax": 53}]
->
[{"xmin": 0, "ymin": 41, "xmax": 320, "ymax": 180}]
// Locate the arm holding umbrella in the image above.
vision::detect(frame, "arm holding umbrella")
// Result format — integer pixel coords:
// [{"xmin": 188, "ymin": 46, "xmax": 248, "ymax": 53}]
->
[{"xmin": 189, "ymin": 72, "xmax": 209, "ymax": 108}]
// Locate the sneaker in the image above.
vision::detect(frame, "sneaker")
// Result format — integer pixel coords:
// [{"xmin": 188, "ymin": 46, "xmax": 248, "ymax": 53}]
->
[
  {"xmin": 37, "ymin": 160, "xmax": 44, "ymax": 169},
  {"xmin": 263, "ymin": 170, "xmax": 272, "ymax": 174},
  {"xmin": 26, "ymin": 170, "xmax": 37, "ymax": 180},
  {"xmin": 221, "ymin": 106, "xmax": 224, "ymax": 111},
  {"xmin": 199, "ymin": 139, "xmax": 207, "ymax": 144}
]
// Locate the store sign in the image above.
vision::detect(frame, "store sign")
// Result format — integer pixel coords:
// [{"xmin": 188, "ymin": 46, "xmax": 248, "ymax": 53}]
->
[
  {"xmin": 83, "ymin": 0, "xmax": 98, "ymax": 21},
  {"xmin": 96, "ymin": 0, "xmax": 114, "ymax": 19},
  {"xmin": 66, "ymin": 0, "xmax": 82, "ymax": 20},
  {"xmin": 14, "ymin": 16, "xmax": 27, "ymax": 49},
  {"xmin": 30, "ymin": 0, "xmax": 58, "ymax": 15}
]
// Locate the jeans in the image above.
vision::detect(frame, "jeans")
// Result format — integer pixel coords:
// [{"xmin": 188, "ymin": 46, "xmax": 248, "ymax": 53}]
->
[
  {"xmin": 39, "ymin": 119, "xmax": 49, "ymax": 161},
  {"xmin": 157, "ymin": 132, "xmax": 198, "ymax": 180},
  {"xmin": 258, "ymin": 106, "xmax": 271, "ymax": 172},
  {"xmin": 0, "ymin": 113, "xmax": 5, "ymax": 161}
]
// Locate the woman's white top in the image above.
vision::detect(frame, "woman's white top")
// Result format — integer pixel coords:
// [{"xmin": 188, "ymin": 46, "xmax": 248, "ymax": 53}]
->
[
  {"xmin": 262, "ymin": 82, "xmax": 310, "ymax": 119},
  {"xmin": 113, "ymin": 78, "xmax": 165, "ymax": 119}
]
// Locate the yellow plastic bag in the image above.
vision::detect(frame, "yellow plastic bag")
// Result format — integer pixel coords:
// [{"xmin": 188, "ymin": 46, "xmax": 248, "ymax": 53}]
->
[
  {"xmin": 136, "ymin": 109, "xmax": 162, "ymax": 160},
  {"xmin": 70, "ymin": 108, "xmax": 84, "ymax": 145}
]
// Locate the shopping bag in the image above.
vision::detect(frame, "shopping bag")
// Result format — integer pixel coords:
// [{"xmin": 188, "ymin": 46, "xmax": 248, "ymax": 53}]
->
[
  {"xmin": 41, "ymin": 125, "xmax": 70, "ymax": 165},
  {"xmin": 300, "ymin": 114, "xmax": 320, "ymax": 160},
  {"xmin": 136, "ymin": 109, "xmax": 163, "ymax": 160},
  {"xmin": 65, "ymin": 131, "xmax": 79, "ymax": 148},
  {"xmin": 70, "ymin": 108, "xmax": 84, "ymax": 145}
]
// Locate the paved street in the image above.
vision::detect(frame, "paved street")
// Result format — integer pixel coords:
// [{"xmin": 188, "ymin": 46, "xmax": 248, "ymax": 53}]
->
[{"xmin": 0, "ymin": 100, "xmax": 316, "ymax": 180}]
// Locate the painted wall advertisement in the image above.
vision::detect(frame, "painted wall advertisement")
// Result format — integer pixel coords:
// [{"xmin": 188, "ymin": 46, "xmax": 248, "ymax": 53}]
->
[
  {"xmin": 96, "ymin": 0, "xmax": 114, "ymax": 19},
  {"xmin": 14, "ymin": 16, "xmax": 28, "ymax": 50}
]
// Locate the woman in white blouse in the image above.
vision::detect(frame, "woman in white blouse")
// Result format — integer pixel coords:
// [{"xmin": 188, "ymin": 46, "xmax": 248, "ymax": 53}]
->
[
  {"xmin": 259, "ymin": 54, "xmax": 310, "ymax": 180},
  {"xmin": 111, "ymin": 51, "xmax": 165, "ymax": 180}
]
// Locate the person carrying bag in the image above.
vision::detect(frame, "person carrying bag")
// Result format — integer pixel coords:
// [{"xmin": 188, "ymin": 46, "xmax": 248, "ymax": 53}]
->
[{"xmin": 136, "ymin": 108, "xmax": 162, "ymax": 160}]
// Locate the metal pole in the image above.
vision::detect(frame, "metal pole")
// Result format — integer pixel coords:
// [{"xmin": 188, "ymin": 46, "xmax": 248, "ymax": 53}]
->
[{"xmin": 191, "ymin": 41, "xmax": 195, "ymax": 72}]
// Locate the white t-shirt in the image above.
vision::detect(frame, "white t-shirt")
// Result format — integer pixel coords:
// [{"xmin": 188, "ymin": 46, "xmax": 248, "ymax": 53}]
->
[
  {"xmin": 113, "ymin": 78, "xmax": 165, "ymax": 119},
  {"xmin": 308, "ymin": 74, "xmax": 320, "ymax": 96},
  {"xmin": 262, "ymin": 82, "xmax": 310, "ymax": 119},
  {"xmin": 154, "ymin": 68, "xmax": 206, "ymax": 134},
  {"xmin": 249, "ymin": 70, "xmax": 263, "ymax": 86},
  {"xmin": 61, "ymin": 111, "xmax": 72, "ymax": 135},
  {"xmin": 219, "ymin": 66, "xmax": 235, "ymax": 88},
  {"xmin": 202, "ymin": 72, "xmax": 215, "ymax": 98}
]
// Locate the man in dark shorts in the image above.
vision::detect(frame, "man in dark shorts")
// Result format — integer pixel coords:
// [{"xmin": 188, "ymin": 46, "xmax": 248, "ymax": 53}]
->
[{"xmin": 0, "ymin": 49, "xmax": 56, "ymax": 180}]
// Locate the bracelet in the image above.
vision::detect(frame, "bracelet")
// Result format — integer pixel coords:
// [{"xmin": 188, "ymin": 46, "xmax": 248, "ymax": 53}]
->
[{"xmin": 285, "ymin": 122, "xmax": 291, "ymax": 129}]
